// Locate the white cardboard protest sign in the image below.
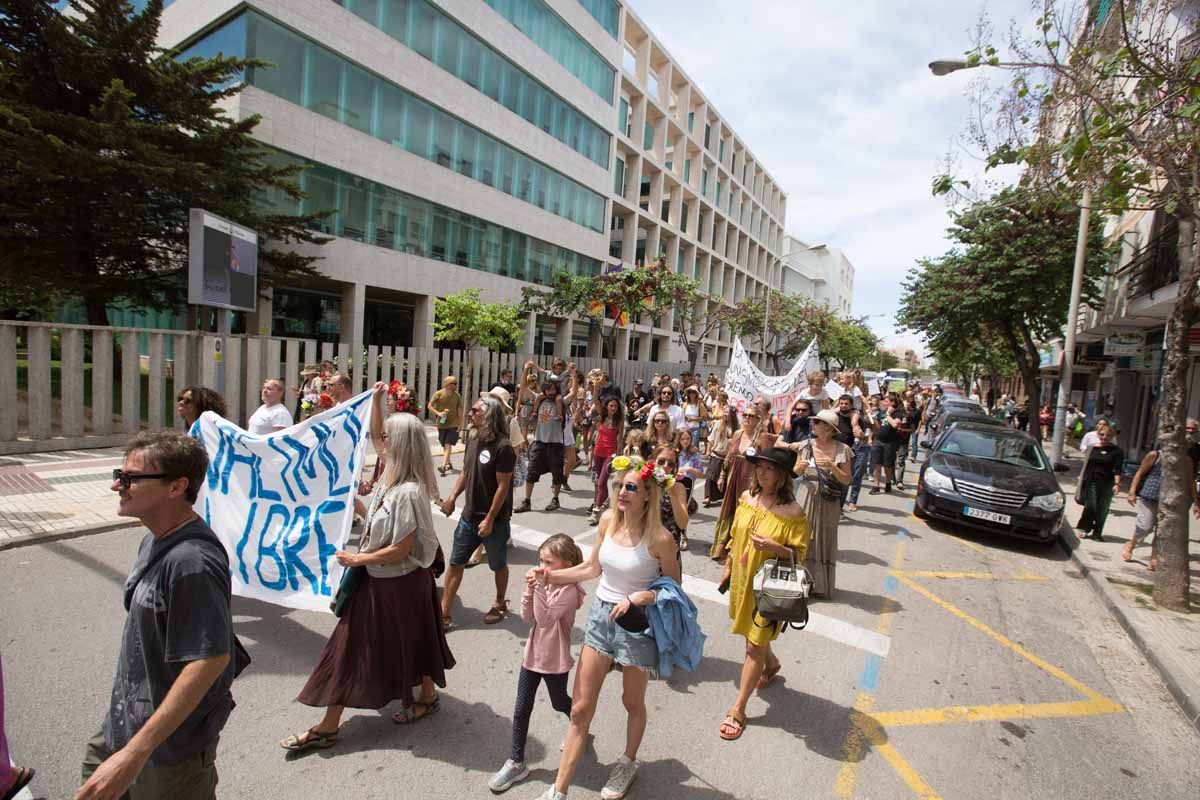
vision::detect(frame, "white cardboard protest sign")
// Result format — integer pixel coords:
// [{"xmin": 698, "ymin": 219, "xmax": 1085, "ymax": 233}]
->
[{"xmin": 193, "ymin": 391, "xmax": 373, "ymax": 612}]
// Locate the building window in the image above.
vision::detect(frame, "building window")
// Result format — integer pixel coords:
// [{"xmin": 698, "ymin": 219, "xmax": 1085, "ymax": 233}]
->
[
  {"xmin": 681, "ymin": 201, "xmax": 689, "ymax": 233},
  {"xmin": 683, "ymin": 159, "xmax": 692, "ymax": 183},
  {"xmin": 619, "ymin": 97, "xmax": 629, "ymax": 137},
  {"xmin": 687, "ymin": 110, "xmax": 694, "ymax": 133},
  {"xmin": 263, "ymin": 148, "xmax": 601, "ymax": 284},
  {"xmin": 332, "ymin": 0, "xmax": 610, "ymax": 169},
  {"xmin": 211, "ymin": 12, "xmax": 607, "ymax": 232},
  {"xmin": 701, "ymin": 169, "xmax": 708, "ymax": 197},
  {"xmin": 719, "ymin": 139, "xmax": 725, "ymax": 163},
  {"xmin": 483, "ymin": 0, "xmax": 615, "ymax": 103},
  {"xmin": 715, "ymin": 180, "xmax": 722, "ymax": 207},
  {"xmin": 613, "ymin": 157, "xmax": 626, "ymax": 196},
  {"xmin": 643, "ymin": 121, "xmax": 655, "ymax": 151},
  {"xmin": 704, "ymin": 123, "xmax": 711, "ymax": 149},
  {"xmin": 574, "ymin": 0, "xmax": 619, "ymax": 37}
]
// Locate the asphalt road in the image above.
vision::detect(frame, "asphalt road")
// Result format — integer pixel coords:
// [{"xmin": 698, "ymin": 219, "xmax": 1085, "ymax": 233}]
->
[{"xmin": 4, "ymin": 457, "xmax": 1199, "ymax": 800}]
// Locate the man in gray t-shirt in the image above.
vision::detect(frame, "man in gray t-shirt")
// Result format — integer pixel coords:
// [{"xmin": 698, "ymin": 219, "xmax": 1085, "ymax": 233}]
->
[{"xmin": 79, "ymin": 431, "xmax": 236, "ymax": 800}]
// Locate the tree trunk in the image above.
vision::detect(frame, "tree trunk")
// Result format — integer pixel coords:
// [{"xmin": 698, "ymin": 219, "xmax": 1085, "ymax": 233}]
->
[
  {"xmin": 687, "ymin": 343, "xmax": 701, "ymax": 375},
  {"xmin": 461, "ymin": 345, "xmax": 475, "ymax": 435},
  {"xmin": 84, "ymin": 292, "xmax": 109, "ymax": 326},
  {"xmin": 1153, "ymin": 214, "xmax": 1198, "ymax": 612}
]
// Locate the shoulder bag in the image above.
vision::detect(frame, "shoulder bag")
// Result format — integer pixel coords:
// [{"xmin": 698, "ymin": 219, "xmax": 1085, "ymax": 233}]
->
[
  {"xmin": 802, "ymin": 442, "xmax": 846, "ymax": 502},
  {"xmin": 752, "ymin": 550, "xmax": 814, "ymax": 631}
]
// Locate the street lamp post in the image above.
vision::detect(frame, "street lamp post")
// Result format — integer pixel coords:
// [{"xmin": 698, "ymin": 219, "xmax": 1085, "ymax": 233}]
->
[{"xmin": 929, "ymin": 58, "xmax": 1088, "ymax": 466}]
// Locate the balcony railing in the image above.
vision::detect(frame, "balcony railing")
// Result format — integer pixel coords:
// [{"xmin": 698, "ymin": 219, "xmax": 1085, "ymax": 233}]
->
[{"xmin": 1126, "ymin": 217, "xmax": 1180, "ymax": 298}]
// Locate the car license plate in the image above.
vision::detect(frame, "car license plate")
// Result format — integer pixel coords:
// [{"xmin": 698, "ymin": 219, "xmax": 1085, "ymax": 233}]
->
[{"xmin": 963, "ymin": 506, "xmax": 1011, "ymax": 525}]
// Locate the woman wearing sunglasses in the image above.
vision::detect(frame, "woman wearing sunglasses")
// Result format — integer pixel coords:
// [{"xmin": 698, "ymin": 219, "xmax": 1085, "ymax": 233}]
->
[
  {"xmin": 709, "ymin": 407, "xmax": 769, "ymax": 561},
  {"xmin": 175, "ymin": 386, "xmax": 226, "ymax": 430},
  {"xmin": 532, "ymin": 459, "xmax": 680, "ymax": 800},
  {"xmin": 652, "ymin": 443, "xmax": 692, "ymax": 553},
  {"xmin": 646, "ymin": 411, "xmax": 674, "ymax": 450},
  {"xmin": 718, "ymin": 447, "xmax": 810, "ymax": 741}
]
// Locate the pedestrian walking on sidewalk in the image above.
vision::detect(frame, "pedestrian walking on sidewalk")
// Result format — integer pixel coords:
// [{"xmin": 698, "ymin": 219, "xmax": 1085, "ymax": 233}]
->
[
  {"xmin": 429, "ymin": 376, "xmax": 463, "ymax": 476},
  {"xmin": 80, "ymin": 431, "xmax": 238, "ymax": 800},
  {"xmin": 285, "ymin": 410, "xmax": 454, "ymax": 751},
  {"xmin": 588, "ymin": 396, "xmax": 625, "ymax": 525},
  {"xmin": 717, "ymin": 447, "xmax": 810, "ymax": 741},
  {"xmin": 1, "ymin": 654, "xmax": 35, "ymax": 800},
  {"xmin": 784, "ymin": 410, "xmax": 851, "ymax": 599},
  {"xmin": 1075, "ymin": 427, "xmax": 1124, "ymax": 542},
  {"xmin": 529, "ymin": 459, "xmax": 681, "ymax": 800},
  {"xmin": 1125, "ymin": 448, "xmax": 1165, "ymax": 570},
  {"xmin": 440, "ymin": 396, "xmax": 516, "ymax": 628},
  {"xmin": 704, "ymin": 407, "xmax": 737, "ymax": 507},
  {"xmin": 488, "ymin": 535, "xmax": 586, "ymax": 794}
]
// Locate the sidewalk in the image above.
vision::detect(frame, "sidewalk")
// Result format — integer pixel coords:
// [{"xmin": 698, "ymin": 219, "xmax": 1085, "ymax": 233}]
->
[
  {"xmin": 1056, "ymin": 446, "xmax": 1200, "ymax": 733},
  {"xmin": 0, "ymin": 425, "xmax": 458, "ymax": 551}
]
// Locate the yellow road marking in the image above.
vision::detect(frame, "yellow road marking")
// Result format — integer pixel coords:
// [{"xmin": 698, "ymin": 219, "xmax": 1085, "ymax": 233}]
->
[
  {"xmin": 875, "ymin": 743, "xmax": 944, "ymax": 800},
  {"xmin": 874, "ymin": 697, "xmax": 1122, "ymax": 727},
  {"xmin": 892, "ymin": 572, "xmax": 1123, "ymax": 706},
  {"xmin": 892, "ymin": 569, "xmax": 1048, "ymax": 582}
]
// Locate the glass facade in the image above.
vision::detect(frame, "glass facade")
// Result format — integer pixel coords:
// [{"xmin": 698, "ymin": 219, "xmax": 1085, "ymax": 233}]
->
[
  {"xmin": 186, "ymin": 13, "xmax": 605, "ymax": 233},
  {"xmin": 261, "ymin": 149, "xmax": 601, "ymax": 284},
  {"xmin": 484, "ymin": 0, "xmax": 615, "ymax": 103},
  {"xmin": 618, "ymin": 97, "xmax": 629, "ymax": 136},
  {"xmin": 331, "ymin": 0, "xmax": 609, "ymax": 169},
  {"xmin": 613, "ymin": 157, "xmax": 626, "ymax": 196},
  {"xmin": 643, "ymin": 121, "xmax": 654, "ymax": 151},
  {"xmin": 575, "ymin": 0, "xmax": 619, "ymax": 38}
]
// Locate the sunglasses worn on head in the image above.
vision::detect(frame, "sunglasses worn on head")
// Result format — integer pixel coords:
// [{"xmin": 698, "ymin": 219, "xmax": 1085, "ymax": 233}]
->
[{"xmin": 112, "ymin": 469, "xmax": 170, "ymax": 489}]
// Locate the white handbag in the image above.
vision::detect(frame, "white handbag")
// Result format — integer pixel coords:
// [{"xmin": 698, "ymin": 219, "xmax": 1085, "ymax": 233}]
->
[{"xmin": 752, "ymin": 551, "xmax": 813, "ymax": 630}]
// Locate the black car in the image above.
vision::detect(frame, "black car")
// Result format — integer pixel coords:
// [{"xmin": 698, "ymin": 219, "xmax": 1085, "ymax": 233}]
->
[
  {"xmin": 915, "ymin": 423, "xmax": 1065, "ymax": 542},
  {"xmin": 923, "ymin": 405, "xmax": 999, "ymax": 444}
]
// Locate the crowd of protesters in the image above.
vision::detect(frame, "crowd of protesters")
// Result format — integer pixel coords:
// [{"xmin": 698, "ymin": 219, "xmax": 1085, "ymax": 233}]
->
[{"xmin": 18, "ymin": 358, "xmax": 1006, "ymax": 800}]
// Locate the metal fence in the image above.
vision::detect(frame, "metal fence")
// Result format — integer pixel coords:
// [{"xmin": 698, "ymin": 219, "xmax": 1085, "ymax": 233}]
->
[{"xmin": 0, "ymin": 320, "xmax": 722, "ymax": 454}]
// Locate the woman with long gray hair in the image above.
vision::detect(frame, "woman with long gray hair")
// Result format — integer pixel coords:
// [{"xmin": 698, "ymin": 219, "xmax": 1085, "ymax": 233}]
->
[{"xmin": 281, "ymin": 386, "xmax": 455, "ymax": 752}]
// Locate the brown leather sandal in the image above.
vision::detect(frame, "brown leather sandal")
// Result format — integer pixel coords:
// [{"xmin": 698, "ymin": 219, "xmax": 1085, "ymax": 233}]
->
[{"xmin": 719, "ymin": 709, "xmax": 747, "ymax": 741}]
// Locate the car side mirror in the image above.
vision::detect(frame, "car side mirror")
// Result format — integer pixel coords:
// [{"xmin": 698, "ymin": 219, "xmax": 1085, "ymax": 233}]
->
[
  {"xmin": 1053, "ymin": 463, "xmax": 1070, "ymax": 473},
  {"xmin": 919, "ymin": 441, "xmax": 931, "ymax": 449}
]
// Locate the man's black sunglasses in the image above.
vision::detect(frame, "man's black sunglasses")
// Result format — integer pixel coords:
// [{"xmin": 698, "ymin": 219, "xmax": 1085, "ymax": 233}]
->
[{"xmin": 112, "ymin": 469, "xmax": 171, "ymax": 489}]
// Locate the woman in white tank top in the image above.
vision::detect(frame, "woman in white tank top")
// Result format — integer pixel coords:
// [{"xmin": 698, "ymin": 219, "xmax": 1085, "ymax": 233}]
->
[{"xmin": 534, "ymin": 457, "xmax": 680, "ymax": 800}]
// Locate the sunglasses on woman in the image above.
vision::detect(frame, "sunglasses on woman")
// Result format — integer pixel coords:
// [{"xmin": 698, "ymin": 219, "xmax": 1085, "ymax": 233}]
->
[{"xmin": 618, "ymin": 481, "xmax": 640, "ymax": 494}]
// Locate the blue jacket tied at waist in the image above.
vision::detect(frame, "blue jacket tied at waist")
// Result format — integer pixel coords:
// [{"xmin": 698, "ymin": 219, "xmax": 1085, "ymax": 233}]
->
[{"xmin": 647, "ymin": 576, "xmax": 706, "ymax": 677}]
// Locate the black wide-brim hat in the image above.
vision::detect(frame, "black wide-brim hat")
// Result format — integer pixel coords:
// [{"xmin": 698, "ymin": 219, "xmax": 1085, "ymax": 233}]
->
[{"xmin": 744, "ymin": 446, "xmax": 798, "ymax": 475}]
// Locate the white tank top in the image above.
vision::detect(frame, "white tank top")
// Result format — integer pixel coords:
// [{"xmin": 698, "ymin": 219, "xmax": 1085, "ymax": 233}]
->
[{"xmin": 595, "ymin": 533, "xmax": 660, "ymax": 603}]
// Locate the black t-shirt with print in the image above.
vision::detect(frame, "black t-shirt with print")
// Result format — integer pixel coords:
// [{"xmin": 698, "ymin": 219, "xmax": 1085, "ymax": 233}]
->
[
  {"xmin": 464, "ymin": 434, "xmax": 517, "ymax": 523},
  {"xmin": 105, "ymin": 519, "xmax": 235, "ymax": 765},
  {"xmin": 1083, "ymin": 444, "xmax": 1125, "ymax": 484}
]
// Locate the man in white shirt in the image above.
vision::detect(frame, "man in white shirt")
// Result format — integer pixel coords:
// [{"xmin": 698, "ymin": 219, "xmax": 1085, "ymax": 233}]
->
[
  {"xmin": 637, "ymin": 383, "xmax": 686, "ymax": 432},
  {"xmin": 247, "ymin": 379, "xmax": 293, "ymax": 435}
]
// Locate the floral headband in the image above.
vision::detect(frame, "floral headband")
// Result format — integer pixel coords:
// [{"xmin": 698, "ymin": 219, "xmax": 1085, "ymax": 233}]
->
[{"xmin": 610, "ymin": 455, "xmax": 675, "ymax": 489}]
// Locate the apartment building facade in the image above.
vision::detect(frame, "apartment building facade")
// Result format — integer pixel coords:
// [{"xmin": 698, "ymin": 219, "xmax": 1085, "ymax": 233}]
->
[
  {"xmin": 145, "ymin": 0, "xmax": 786, "ymax": 366},
  {"xmin": 780, "ymin": 234, "xmax": 854, "ymax": 317}
]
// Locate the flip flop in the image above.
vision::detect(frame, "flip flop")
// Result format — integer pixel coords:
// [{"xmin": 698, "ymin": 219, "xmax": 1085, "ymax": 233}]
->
[
  {"xmin": 2, "ymin": 767, "xmax": 34, "ymax": 800},
  {"xmin": 392, "ymin": 697, "xmax": 440, "ymax": 724},
  {"xmin": 280, "ymin": 727, "xmax": 339, "ymax": 752},
  {"xmin": 718, "ymin": 710, "xmax": 746, "ymax": 741}
]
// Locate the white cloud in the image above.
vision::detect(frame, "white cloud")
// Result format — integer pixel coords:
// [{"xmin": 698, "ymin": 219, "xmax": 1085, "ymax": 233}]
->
[{"xmin": 627, "ymin": 0, "xmax": 1035, "ymax": 355}]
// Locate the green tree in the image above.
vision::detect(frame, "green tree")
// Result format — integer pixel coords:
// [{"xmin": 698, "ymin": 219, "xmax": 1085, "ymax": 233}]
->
[
  {"xmin": 817, "ymin": 315, "xmax": 879, "ymax": 372},
  {"xmin": 898, "ymin": 184, "xmax": 1109, "ymax": 439},
  {"xmin": 660, "ymin": 280, "xmax": 735, "ymax": 374},
  {"xmin": 0, "ymin": 0, "xmax": 328, "ymax": 324},
  {"xmin": 726, "ymin": 291, "xmax": 831, "ymax": 372},
  {"xmin": 520, "ymin": 261, "xmax": 693, "ymax": 376},
  {"xmin": 949, "ymin": 0, "xmax": 1200, "ymax": 609},
  {"xmin": 433, "ymin": 289, "xmax": 525, "ymax": 431}
]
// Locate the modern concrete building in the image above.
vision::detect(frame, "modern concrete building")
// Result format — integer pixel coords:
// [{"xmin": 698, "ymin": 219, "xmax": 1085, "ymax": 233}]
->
[
  {"xmin": 146, "ymin": 0, "xmax": 786, "ymax": 366},
  {"xmin": 780, "ymin": 234, "xmax": 854, "ymax": 317}
]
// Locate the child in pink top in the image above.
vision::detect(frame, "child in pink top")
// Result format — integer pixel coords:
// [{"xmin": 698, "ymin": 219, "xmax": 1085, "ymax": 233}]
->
[{"xmin": 488, "ymin": 535, "xmax": 586, "ymax": 794}]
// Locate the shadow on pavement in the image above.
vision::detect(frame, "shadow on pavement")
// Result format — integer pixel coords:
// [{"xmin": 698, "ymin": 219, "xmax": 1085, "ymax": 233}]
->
[
  {"xmin": 846, "ymin": 518, "xmax": 922, "ymax": 539},
  {"xmin": 757, "ymin": 677, "xmax": 879, "ymax": 763},
  {"xmin": 44, "ymin": 539, "xmax": 131, "ymax": 587},
  {"xmin": 232, "ymin": 596, "xmax": 334, "ymax": 678},
  {"xmin": 836, "ymin": 549, "xmax": 889, "ymax": 567},
  {"xmin": 917, "ymin": 517, "xmax": 1070, "ymax": 563}
]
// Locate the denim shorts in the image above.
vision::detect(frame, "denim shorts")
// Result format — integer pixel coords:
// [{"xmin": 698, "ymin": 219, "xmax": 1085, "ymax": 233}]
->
[
  {"xmin": 583, "ymin": 599, "xmax": 658, "ymax": 673},
  {"xmin": 449, "ymin": 517, "xmax": 511, "ymax": 570}
]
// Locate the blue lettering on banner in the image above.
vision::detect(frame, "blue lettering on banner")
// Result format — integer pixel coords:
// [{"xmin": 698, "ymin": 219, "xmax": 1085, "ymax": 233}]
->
[{"xmin": 195, "ymin": 392, "xmax": 372, "ymax": 611}]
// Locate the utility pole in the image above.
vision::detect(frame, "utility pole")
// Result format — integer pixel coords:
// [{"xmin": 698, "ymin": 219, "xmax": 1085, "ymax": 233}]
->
[{"xmin": 1049, "ymin": 183, "xmax": 1091, "ymax": 466}]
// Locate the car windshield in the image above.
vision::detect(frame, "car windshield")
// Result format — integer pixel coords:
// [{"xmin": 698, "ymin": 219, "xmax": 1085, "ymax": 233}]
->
[{"xmin": 937, "ymin": 429, "xmax": 1048, "ymax": 470}]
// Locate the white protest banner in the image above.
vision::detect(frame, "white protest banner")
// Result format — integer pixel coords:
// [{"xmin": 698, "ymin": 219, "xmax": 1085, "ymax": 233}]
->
[
  {"xmin": 725, "ymin": 338, "xmax": 820, "ymax": 422},
  {"xmin": 193, "ymin": 391, "xmax": 373, "ymax": 612}
]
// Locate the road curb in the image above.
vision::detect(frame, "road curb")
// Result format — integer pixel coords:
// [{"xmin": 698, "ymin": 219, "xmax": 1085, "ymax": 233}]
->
[
  {"xmin": 1058, "ymin": 526, "xmax": 1200, "ymax": 733},
  {"xmin": 0, "ymin": 519, "xmax": 131, "ymax": 552}
]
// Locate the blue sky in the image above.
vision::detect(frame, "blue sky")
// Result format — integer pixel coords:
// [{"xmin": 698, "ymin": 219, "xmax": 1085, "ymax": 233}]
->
[{"xmin": 629, "ymin": 0, "xmax": 1035, "ymax": 357}]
